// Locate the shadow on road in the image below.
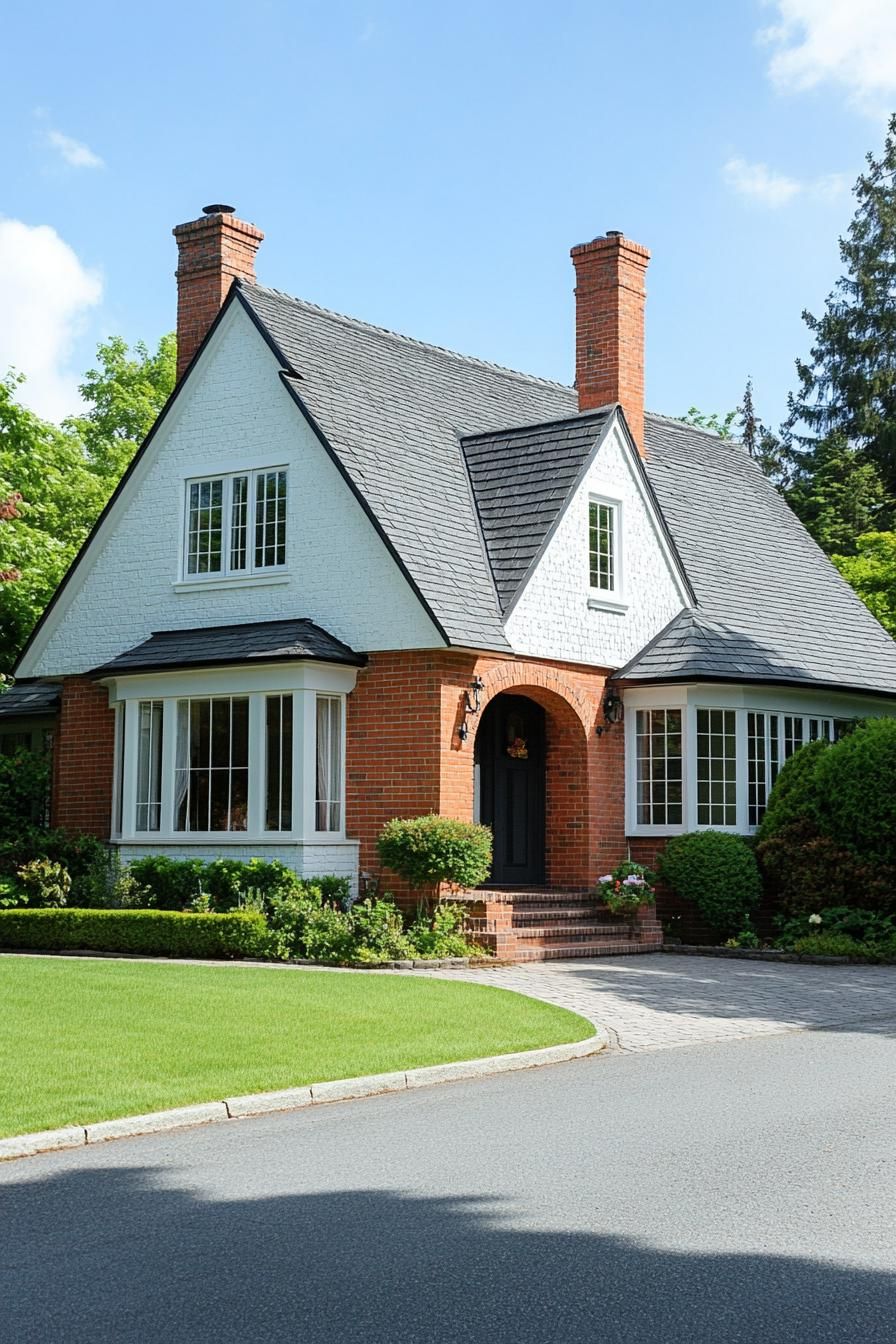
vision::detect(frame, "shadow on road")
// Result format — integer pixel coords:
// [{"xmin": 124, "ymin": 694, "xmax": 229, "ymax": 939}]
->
[{"xmin": 2, "ymin": 1163, "xmax": 893, "ymax": 1342}]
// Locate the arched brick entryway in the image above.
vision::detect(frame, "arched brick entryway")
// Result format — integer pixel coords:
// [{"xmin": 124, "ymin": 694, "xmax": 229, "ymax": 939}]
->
[{"xmin": 470, "ymin": 677, "xmax": 594, "ymax": 889}]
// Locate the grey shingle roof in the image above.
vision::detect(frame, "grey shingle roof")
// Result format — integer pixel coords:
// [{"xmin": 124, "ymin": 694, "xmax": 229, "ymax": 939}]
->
[
  {"xmin": 629, "ymin": 416, "xmax": 896, "ymax": 695},
  {"xmin": 461, "ymin": 409, "xmax": 614, "ymax": 611},
  {"xmin": 91, "ymin": 618, "xmax": 364, "ymax": 676},
  {"xmin": 236, "ymin": 285, "xmax": 896, "ymax": 698},
  {"xmin": 0, "ymin": 681, "xmax": 61, "ymax": 718},
  {"xmin": 238, "ymin": 283, "xmax": 578, "ymax": 651}
]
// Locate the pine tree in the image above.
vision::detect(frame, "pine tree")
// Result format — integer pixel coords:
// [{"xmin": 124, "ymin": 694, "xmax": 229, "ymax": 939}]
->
[
  {"xmin": 738, "ymin": 377, "xmax": 788, "ymax": 485},
  {"xmin": 786, "ymin": 115, "xmax": 896, "ymax": 540}
]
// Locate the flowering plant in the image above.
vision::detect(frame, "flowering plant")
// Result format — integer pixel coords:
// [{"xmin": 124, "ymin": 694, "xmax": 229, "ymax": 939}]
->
[{"xmin": 595, "ymin": 861, "xmax": 656, "ymax": 915}]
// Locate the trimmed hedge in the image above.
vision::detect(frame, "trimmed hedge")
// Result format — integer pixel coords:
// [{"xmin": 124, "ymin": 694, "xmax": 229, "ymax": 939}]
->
[{"xmin": 0, "ymin": 908, "xmax": 268, "ymax": 959}]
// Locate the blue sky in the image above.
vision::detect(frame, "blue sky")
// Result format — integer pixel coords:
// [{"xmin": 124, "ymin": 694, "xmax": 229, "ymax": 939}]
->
[{"xmin": 2, "ymin": 0, "xmax": 895, "ymax": 428}]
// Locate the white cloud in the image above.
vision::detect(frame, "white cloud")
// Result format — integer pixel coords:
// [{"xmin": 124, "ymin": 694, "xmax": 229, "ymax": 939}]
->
[
  {"xmin": 722, "ymin": 156, "xmax": 850, "ymax": 207},
  {"xmin": 45, "ymin": 128, "xmax": 104, "ymax": 169},
  {"xmin": 0, "ymin": 218, "xmax": 102, "ymax": 422},
  {"xmin": 723, "ymin": 157, "xmax": 802, "ymax": 206},
  {"xmin": 760, "ymin": 0, "xmax": 896, "ymax": 115}
]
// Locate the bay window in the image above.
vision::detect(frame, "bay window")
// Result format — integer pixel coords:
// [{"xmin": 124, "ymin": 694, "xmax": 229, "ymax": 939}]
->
[
  {"xmin": 113, "ymin": 675, "xmax": 350, "ymax": 842},
  {"xmin": 628, "ymin": 691, "xmax": 863, "ymax": 836},
  {"xmin": 184, "ymin": 467, "xmax": 287, "ymax": 580}
]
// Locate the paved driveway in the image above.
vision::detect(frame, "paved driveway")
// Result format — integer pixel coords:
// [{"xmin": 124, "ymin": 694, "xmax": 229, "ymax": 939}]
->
[{"xmin": 413, "ymin": 952, "xmax": 896, "ymax": 1051}]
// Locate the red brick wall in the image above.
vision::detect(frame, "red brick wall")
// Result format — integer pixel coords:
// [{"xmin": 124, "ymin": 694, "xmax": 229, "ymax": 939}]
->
[
  {"xmin": 51, "ymin": 677, "xmax": 116, "ymax": 838},
  {"xmin": 173, "ymin": 210, "xmax": 264, "ymax": 380},
  {"xmin": 345, "ymin": 649, "xmax": 627, "ymax": 900},
  {"xmin": 570, "ymin": 233, "xmax": 650, "ymax": 452}
]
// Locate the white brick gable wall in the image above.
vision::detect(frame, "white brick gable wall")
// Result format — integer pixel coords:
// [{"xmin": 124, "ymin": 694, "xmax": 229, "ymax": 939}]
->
[
  {"xmin": 21, "ymin": 304, "xmax": 443, "ymax": 677},
  {"xmin": 503, "ymin": 422, "xmax": 687, "ymax": 668}
]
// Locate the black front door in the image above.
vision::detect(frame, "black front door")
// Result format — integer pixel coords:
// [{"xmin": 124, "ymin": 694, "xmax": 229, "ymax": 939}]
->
[{"xmin": 475, "ymin": 695, "xmax": 546, "ymax": 886}]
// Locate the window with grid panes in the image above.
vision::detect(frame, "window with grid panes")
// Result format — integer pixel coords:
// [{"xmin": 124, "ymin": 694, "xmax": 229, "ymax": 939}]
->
[
  {"xmin": 184, "ymin": 468, "xmax": 287, "ymax": 579},
  {"xmin": 635, "ymin": 708, "xmax": 683, "ymax": 826},
  {"xmin": 696, "ymin": 708, "xmax": 737, "ymax": 826},
  {"xmin": 589, "ymin": 500, "xmax": 617, "ymax": 592}
]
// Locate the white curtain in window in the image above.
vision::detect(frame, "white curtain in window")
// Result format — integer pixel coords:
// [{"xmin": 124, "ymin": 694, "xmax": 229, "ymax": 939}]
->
[
  {"xmin": 174, "ymin": 700, "xmax": 190, "ymax": 831},
  {"xmin": 316, "ymin": 696, "xmax": 342, "ymax": 831}
]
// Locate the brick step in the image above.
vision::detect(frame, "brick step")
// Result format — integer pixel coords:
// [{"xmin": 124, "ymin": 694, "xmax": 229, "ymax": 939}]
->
[
  {"xmin": 472, "ymin": 889, "xmax": 595, "ymax": 907},
  {"xmin": 510, "ymin": 940, "xmax": 649, "ymax": 962},
  {"xmin": 511, "ymin": 907, "xmax": 620, "ymax": 927},
  {"xmin": 514, "ymin": 924, "xmax": 635, "ymax": 946}
]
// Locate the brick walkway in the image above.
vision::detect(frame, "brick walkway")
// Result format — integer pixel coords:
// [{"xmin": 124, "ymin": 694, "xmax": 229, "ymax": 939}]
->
[{"xmin": 412, "ymin": 953, "xmax": 896, "ymax": 1052}]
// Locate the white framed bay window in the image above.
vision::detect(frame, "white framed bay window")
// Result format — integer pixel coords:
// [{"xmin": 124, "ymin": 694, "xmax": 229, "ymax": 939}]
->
[
  {"xmin": 109, "ymin": 662, "xmax": 356, "ymax": 844},
  {"xmin": 625, "ymin": 683, "xmax": 890, "ymax": 837}
]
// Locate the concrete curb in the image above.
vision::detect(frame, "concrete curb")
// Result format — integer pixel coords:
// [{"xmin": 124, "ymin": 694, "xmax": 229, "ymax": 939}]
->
[{"xmin": 0, "ymin": 1030, "xmax": 607, "ymax": 1162}]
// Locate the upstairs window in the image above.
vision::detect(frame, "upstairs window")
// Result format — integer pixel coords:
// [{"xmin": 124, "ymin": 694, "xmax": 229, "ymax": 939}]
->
[
  {"xmin": 184, "ymin": 468, "xmax": 287, "ymax": 579},
  {"xmin": 588, "ymin": 496, "xmax": 624, "ymax": 606}
]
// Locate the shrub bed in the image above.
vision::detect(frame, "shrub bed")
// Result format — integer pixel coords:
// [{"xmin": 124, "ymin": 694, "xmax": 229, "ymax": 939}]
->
[{"xmin": 0, "ymin": 908, "xmax": 268, "ymax": 959}]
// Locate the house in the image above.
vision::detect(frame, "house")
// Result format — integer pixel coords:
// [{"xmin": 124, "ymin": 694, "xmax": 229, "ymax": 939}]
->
[{"xmin": 7, "ymin": 205, "xmax": 896, "ymax": 958}]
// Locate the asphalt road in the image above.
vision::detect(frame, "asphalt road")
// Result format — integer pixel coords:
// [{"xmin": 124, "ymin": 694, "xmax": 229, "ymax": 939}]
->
[{"xmin": 2, "ymin": 1022, "xmax": 895, "ymax": 1344}]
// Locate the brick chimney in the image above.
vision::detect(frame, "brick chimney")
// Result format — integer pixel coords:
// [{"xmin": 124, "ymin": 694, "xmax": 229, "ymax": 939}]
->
[
  {"xmin": 173, "ymin": 205, "xmax": 264, "ymax": 380},
  {"xmin": 570, "ymin": 231, "xmax": 650, "ymax": 453}
]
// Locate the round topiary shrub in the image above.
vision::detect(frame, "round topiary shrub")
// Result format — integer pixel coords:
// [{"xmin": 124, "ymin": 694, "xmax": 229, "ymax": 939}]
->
[
  {"xmin": 659, "ymin": 830, "xmax": 761, "ymax": 941},
  {"xmin": 377, "ymin": 815, "xmax": 493, "ymax": 896},
  {"xmin": 813, "ymin": 718, "xmax": 896, "ymax": 868},
  {"xmin": 755, "ymin": 737, "xmax": 828, "ymax": 845}
]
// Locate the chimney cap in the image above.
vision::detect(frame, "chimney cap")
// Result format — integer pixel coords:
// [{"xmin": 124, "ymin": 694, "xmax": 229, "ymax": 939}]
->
[
  {"xmin": 202, "ymin": 203, "xmax": 236, "ymax": 216},
  {"xmin": 605, "ymin": 229, "xmax": 623, "ymax": 237}
]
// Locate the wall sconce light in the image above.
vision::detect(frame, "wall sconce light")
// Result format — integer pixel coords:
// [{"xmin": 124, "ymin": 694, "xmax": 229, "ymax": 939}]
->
[
  {"xmin": 458, "ymin": 675, "xmax": 485, "ymax": 743},
  {"xmin": 595, "ymin": 686, "xmax": 624, "ymax": 737}
]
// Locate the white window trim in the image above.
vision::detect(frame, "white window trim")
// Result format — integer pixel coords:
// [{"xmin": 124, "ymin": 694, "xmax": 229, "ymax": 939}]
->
[
  {"xmin": 179, "ymin": 465, "xmax": 289, "ymax": 584},
  {"xmin": 587, "ymin": 493, "xmax": 628, "ymax": 613},
  {"xmin": 106, "ymin": 662, "xmax": 357, "ymax": 845},
  {"xmin": 625, "ymin": 682, "xmax": 896, "ymax": 838}
]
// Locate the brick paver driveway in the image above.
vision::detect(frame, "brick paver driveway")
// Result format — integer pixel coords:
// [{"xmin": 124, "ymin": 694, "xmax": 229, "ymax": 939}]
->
[{"xmin": 414, "ymin": 953, "xmax": 896, "ymax": 1052}]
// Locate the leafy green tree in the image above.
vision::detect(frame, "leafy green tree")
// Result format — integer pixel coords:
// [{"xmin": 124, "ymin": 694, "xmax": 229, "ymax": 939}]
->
[
  {"xmin": 0, "ymin": 335, "xmax": 175, "ymax": 670},
  {"xmin": 64, "ymin": 333, "xmax": 176, "ymax": 478},
  {"xmin": 0, "ymin": 372, "xmax": 107, "ymax": 664},
  {"xmin": 831, "ymin": 532, "xmax": 896, "ymax": 636},
  {"xmin": 786, "ymin": 115, "xmax": 896, "ymax": 536},
  {"xmin": 676, "ymin": 406, "xmax": 736, "ymax": 439}
]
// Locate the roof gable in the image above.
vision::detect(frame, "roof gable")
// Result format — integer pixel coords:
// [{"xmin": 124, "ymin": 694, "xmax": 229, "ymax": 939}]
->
[{"xmin": 237, "ymin": 283, "xmax": 578, "ymax": 651}]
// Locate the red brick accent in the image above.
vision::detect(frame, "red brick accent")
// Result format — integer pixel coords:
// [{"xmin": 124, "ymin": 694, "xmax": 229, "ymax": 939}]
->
[
  {"xmin": 570, "ymin": 232, "xmax": 650, "ymax": 453},
  {"xmin": 345, "ymin": 649, "xmax": 627, "ymax": 904},
  {"xmin": 173, "ymin": 208, "xmax": 264, "ymax": 380},
  {"xmin": 51, "ymin": 677, "xmax": 116, "ymax": 838}
]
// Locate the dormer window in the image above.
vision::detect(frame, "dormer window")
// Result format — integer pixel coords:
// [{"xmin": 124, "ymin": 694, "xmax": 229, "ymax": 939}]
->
[
  {"xmin": 589, "ymin": 500, "xmax": 616, "ymax": 591},
  {"xmin": 184, "ymin": 467, "xmax": 287, "ymax": 579},
  {"xmin": 587, "ymin": 495, "xmax": 625, "ymax": 611}
]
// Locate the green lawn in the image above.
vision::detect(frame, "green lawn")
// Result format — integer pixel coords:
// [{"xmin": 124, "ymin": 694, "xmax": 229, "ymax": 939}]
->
[{"xmin": 0, "ymin": 956, "xmax": 592, "ymax": 1137}]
